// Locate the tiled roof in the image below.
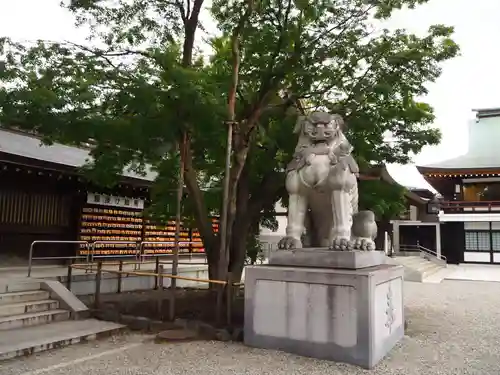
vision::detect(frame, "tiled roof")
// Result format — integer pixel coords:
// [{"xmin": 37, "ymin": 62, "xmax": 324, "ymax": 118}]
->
[
  {"xmin": 0, "ymin": 128, "xmax": 157, "ymax": 181},
  {"xmin": 418, "ymin": 114, "xmax": 500, "ymax": 171}
]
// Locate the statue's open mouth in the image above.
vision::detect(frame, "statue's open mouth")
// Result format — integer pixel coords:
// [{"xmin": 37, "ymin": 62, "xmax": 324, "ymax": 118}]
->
[{"xmin": 312, "ymin": 139, "xmax": 327, "ymax": 145}]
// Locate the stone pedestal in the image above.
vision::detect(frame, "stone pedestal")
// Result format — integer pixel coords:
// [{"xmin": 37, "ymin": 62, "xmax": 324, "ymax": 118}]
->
[
  {"xmin": 269, "ymin": 249, "xmax": 387, "ymax": 269},
  {"xmin": 244, "ymin": 261, "xmax": 404, "ymax": 369}
]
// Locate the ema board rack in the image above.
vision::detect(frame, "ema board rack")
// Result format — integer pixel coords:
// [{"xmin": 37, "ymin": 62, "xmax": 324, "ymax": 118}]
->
[
  {"xmin": 142, "ymin": 219, "xmax": 191, "ymax": 254},
  {"xmin": 190, "ymin": 217, "xmax": 219, "ymax": 253},
  {"xmin": 78, "ymin": 206, "xmax": 143, "ymax": 255}
]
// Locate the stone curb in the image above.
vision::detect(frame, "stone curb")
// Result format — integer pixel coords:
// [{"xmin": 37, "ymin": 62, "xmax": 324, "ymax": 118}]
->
[{"xmin": 91, "ymin": 309, "xmax": 244, "ymax": 342}]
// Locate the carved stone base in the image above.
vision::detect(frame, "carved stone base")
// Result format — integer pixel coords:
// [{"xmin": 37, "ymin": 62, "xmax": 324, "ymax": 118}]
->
[
  {"xmin": 269, "ymin": 248, "xmax": 387, "ymax": 269},
  {"xmin": 244, "ymin": 264, "xmax": 405, "ymax": 369}
]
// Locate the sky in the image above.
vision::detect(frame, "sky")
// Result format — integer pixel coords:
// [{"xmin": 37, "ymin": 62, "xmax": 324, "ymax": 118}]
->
[{"xmin": 1, "ymin": 0, "xmax": 499, "ymax": 191}]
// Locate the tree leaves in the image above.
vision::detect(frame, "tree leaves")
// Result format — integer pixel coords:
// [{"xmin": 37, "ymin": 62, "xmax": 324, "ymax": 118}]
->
[{"xmin": 0, "ymin": 0, "xmax": 459, "ymax": 251}]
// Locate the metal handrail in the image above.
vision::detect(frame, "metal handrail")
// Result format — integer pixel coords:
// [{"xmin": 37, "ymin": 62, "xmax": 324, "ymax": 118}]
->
[
  {"xmin": 27, "ymin": 240, "xmax": 208, "ymax": 277},
  {"xmin": 28, "ymin": 240, "xmax": 90, "ymax": 277},
  {"xmin": 400, "ymin": 243, "xmax": 447, "ymax": 262},
  {"xmin": 139, "ymin": 241, "xmax": 206, "ymax": 270},
  {"xmin": 139, "ymin": 240, "xmax": 199, "ymax": 258},
  {"xmin": 89, "ymin": 241, "xmax": 141, "ymax": 270},
  {"xmin": 417, "ymin": 244, "xmax": 447, "ymax": 262}
]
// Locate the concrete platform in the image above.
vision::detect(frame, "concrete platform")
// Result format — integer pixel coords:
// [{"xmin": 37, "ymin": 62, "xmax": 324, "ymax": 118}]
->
[
  {"xmin": 0, "ymin": 309, "xmax": 70, "ymax": 330},
  {"xmin": 269, "ymin": 249, "xmax": 387, "ymax": 269},
  {"xmin": 244, "ymin": 263, "xmax": 405, "ymax": 369},
  {"xmin": 0, "ymin": 319, "xmax": 125, "ymax": 361},
  {"xmin": 0, "ymin": 261, "xmax": 210, "ymax": 296}
]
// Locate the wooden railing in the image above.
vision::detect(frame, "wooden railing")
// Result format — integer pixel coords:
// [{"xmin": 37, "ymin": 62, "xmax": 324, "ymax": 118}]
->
[
  {"xmin": 69, "ymin": 259, "xmax": 243, "ymax": 326},
  {"xmin": 440, "ymin": 200, "xmax": 500, "ymax": 213}
]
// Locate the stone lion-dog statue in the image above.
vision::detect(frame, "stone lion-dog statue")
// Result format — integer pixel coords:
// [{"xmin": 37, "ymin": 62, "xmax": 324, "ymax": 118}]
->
[{"xmin": 278, "ymin": 111, "xmax": 377, "ymax": 251}]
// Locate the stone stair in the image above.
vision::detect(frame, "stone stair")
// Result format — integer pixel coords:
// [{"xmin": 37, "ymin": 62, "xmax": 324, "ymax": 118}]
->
[
  {"xmin": 392, "ymin": 255, "xmax": 446, "ymax": 282},
  {"xmin": 0, "ymin": 279, "xmax": 125, "ymax": 361}
]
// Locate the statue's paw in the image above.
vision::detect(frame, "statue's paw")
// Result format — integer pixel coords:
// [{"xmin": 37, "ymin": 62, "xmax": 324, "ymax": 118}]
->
[
  {"xmin": 278, "ymin": 236, "xmax": 302, "ymax": 250},
  {"xmin": 330, "ymin": 237, "xmax": 352, "ymax": 251},
  {"xmin": 352, "ymin": 237, "xmax": 376, "ymax": 251}
]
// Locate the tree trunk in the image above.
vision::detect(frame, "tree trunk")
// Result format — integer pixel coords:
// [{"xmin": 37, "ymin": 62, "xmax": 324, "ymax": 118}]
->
[
  {"xmin": 205, "ymin": 241, "xmax": 220, "ymax": 282},
  {"xmin": 176, "ymin": 0, "xmax": 220, "ymax": 277},
  {"xmin": 229, "ymin": 225, "xmax": 250, "ymax": 282},
  {"xmin": 228, "ymin": 158, "xmax": 251, "ymax": 281}
]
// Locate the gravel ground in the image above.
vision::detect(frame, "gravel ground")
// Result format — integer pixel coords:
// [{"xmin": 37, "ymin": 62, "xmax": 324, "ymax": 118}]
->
[{"xmin": 3, "ymin": 280, "xmax": 500, "ymax": 375}]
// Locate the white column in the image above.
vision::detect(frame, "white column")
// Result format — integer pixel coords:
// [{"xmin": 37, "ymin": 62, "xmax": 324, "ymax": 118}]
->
[
  {"xmin": 435, "ymin": 223, "xmax": 442, "ymax": 258},
  {"xmin": 392, "ymin": 221, "xmax": 400, "ymax": 254}
]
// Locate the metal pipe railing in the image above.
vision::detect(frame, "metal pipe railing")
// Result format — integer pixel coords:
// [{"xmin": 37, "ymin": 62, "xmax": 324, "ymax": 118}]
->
[
  {"xmin": 139, "ymin": 241, "xmax": 200, "ymax": 259},
  {"xmin": 399, "ymin": 243, "xmax": 447, "ymax": 262},
  {"xmin": 89, "ymin": 241, "xmax": 141, "ymax": 270},
  {"xmin": 28, "ymin": 240, "xmax": 90, "ymax": 277},
  {"xmin": 27, "ymin": 240, "xmax": 208, "ymax": 277}
]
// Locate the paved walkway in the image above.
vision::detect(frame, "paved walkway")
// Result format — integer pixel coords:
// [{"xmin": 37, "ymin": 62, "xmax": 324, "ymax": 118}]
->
[
  {"xmin": 444, "ymin": 263, "xmax": 500, "ymax": 282},
  {"xmin": 3, "ymin": 280, "xmax": 500, "ymax": 375},
  {"xmin": 0, "ymin": 258, "xmax": 208, "ymax": 280},
  {"xmin": 4, "ymin": 259, "xmax": 500, "ymax": 284}
]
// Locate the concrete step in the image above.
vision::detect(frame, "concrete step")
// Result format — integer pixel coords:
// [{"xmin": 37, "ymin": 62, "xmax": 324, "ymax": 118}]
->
[
  {"xmin": 395, "ymin": 256, "xmax": 445, "ymax": 282},
  {"xmin": 0, "ymin": 319, "xmax": 126, "ymax": 361},
  {"xmin": 0, "ymin": 309, "xmax": 70, "ymax": 331},
  {"xmin": 0, "ymin": 299, "xmax": 59, "ymax": 317},
  {"xmin": 413, "ymin": 261, "xmax": 438, "ymax": 273},
  {"xmin": 421, "ymin": 264, "xmax": 444, "ymax": 278},
  {"xmin": 0, "ymin": 290, "xmax": 50, "ymax": 305},
  {"xmin": 0, "ymin": 282, "xmax": 41, "ymax": 294},
  {"xmin": 394, "ymin": 256, "xmax": 423, "ymax": 266}
]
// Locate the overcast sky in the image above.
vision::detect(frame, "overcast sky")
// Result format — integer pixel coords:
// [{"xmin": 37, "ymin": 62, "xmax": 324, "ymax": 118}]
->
[{"xmin": 1, "ymin": 0, "xmax": 498, "ymax": 191}]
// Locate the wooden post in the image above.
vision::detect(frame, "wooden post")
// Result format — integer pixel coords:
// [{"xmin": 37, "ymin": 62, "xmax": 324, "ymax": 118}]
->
[
  {"xmin": 158, "ymin": 265, "xmax": 164, "ymax": 289},
  {"xmin": 66, "ymin": 262, "xmax": 73, "ymax": 291},
  {"xmin": 157, "ymin": 265, "xmax": 164, "ymax": 318},
  {"xmin": 172, "ymin": 131, "xmax": 186, "ymax": 291},
  {"xmin": 154, "ymin": 256, "xmax": 160, "ymax": 290},
  {"xmin": 117, "ymin": 260, "xmax": 123, "ymax": 293},
  {"xmin": 218, "ymin": 122, "xmax": 233, "ymax": 284},
  {"xmin": 226, "ymin": 272, "xmax": 233, "ymax": 327},
  {"xmin": 168, "ymin": 265, "xmax": 176, "ymax": 322},
  {"xmin": 168, "ymin": 287, "xmax": 176, "ymax": 321},
  {"xmin": 94, "ymin": 261, "xmax": 102, "ymax": 309},
  {"xmin": 215, "ymin": 284, "xmax": 223, "ymax": 326}
]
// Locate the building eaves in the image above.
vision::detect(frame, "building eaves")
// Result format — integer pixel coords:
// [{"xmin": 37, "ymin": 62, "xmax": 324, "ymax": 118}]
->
[{"xmin": 0, "ymin": 128, "xmax": 158, "ymax": 182}]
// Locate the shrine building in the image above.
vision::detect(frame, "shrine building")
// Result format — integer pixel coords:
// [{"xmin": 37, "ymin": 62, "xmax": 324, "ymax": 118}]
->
[
  {"xmin": 0, "ymin": 128, "xmax": 216, "ymax": 264},
  {"xmin": 417, "ymin": 107, "xmax": 500, "ymax": 264}
]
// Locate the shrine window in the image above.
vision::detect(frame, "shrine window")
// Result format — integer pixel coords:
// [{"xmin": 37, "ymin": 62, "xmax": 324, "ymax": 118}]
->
[{"xmin": 463, "ymin": 182, "xmax": 500, "ymax": 202}]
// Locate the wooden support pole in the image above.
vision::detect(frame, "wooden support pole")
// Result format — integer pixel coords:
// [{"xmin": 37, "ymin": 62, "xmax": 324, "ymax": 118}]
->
[
  {"xmin": 154, "ymin": 256, "xmax": 160, "ymax": 290},
  {"xmin": 158, "ymin": 265, "xmax": 164, "ymax": 318},
  {"xmin": 168, "ymin": 286, "xmax": 176, "ymax": 322},
  {"xmin": 66, "ymin": 262, "xmax": 72, "ymax": 291},
  {"xmin": 158, "ymin": 265, "xmax": 164, "ymax": 289},
  {"xmin": 117, "ymin": 260, "xmax": 123, "ymax": 293},
  {"xmin": 94, "ymin": 261, "xmax": 102, "ymax": 309},
  {"xmin": 226, "ymin": 272, "xmax": 233, "ymax": 327},
  {"xmin": 216, "ymin": 284, "xmax": 223, "ymax": 326}
]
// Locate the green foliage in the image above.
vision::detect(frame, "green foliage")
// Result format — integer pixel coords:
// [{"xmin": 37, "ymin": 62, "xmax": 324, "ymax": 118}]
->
[
  {"xmin": 359, "ymin": 179, "xmax": 407, "ymax": 219},
  {"xmin": 0, "ymin": 0, "xmax": 459, "ymax": 269}
]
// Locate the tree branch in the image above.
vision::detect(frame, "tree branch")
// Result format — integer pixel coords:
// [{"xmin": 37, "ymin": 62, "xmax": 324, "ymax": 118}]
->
[
  {"xmin": 248, "ymin": 170, "xmax": 284, "ymax": 221},
  {"xmin": 174, "ymin": 0, "xmax": 188, "ymax": 24},
  {"xmin": 220, "ymin": 0, "xmax": 257, "ymax": 277},
  {"xmin": 305, "ymin": 4, "xmax": 376, "ymax": 50}
]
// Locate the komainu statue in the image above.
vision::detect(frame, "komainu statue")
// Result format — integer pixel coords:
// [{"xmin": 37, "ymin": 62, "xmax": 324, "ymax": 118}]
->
[{"xmin": 278, "ymin": 111, "xmax": 377, "ymax": 251}]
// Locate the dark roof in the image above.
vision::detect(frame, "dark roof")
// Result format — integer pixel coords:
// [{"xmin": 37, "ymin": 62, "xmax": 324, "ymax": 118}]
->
[
  {"xmin": 473, "ymin": 107, "xmax": 500, "ymax": 119},
  {"xmin": 380, "ymin": 166, "xmax": 430, "ymax": 205},
  {"xmin": 418, "ymin": 109, "xmax": 500, "ymax": 172},
  {"xmin": 0, "ymin": 128, "xmax": 157, "ymax": 182},
  {"xmin": 417, "ymin": 154, "xmax": 500, "ymax": 172},
  {"xmin": 408, "ymin": 187, "xmax": 435, "ymax": 200}
]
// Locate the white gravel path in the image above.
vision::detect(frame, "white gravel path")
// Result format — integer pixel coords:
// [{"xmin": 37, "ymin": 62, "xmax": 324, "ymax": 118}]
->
[{"xmin": 2, "ymin": 280, "xmax": 500, "ymax": 375}]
